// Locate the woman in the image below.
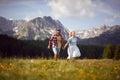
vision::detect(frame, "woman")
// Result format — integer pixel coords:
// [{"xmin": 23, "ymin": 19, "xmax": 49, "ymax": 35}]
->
[{"xmin": 63, "ymin": 31, "xmax": 81, "ymax": 60}]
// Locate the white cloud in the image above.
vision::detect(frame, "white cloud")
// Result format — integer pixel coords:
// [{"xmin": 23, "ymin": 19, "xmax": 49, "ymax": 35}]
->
[
  {"xmin": 48, "ymin": 0, "xmax": 95, "ymax": 19},
  {"xmin": 104, "ymin": 18, "xmax": 115, "ymax": 23},
  {"xmin": 48, "ymin": 0, "xmax": 120, "ymax": 19},
  {"xmin": 93, "ymin": 0, "xmax": 120, "ymax": 18}
]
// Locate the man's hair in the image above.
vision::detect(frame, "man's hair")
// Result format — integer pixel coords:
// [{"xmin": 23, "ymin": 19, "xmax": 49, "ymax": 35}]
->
[{"xmin": 56, "ymin": 28, "xmax": 61, "ymax": 31}]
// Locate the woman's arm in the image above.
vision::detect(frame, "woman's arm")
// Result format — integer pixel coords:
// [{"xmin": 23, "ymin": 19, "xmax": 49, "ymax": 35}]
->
[{"xmin": 63, "ymin": 42, "xmax": 69, "ymax": 49}]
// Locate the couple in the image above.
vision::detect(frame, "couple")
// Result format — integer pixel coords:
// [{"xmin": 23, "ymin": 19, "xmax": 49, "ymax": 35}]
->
[{"xmin": 47, "ymin": 29, "xmax": 81, "ymax": 61}]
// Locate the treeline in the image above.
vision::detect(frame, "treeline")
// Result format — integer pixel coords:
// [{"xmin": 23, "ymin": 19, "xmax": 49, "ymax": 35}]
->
[
  {"xmin": 0, "ymin": 34, "xmax": 52, "ymax": 58},
  {"xmin": 0, "ymin": 34, "xmax": 119, "ymax": 59},
  {"xmin": 102, "ymin": 44, "xmax": 120, "ymax": 60}
]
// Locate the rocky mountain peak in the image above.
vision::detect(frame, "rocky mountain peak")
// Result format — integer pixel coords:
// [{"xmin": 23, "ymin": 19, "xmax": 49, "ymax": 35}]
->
[{"xmin": 14, "ymin": 16, "xmax": 68, "ymax": 40}]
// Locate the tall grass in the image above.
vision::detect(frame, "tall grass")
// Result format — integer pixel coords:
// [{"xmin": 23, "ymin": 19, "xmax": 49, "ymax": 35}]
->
[{"xmin": 0, "ymin": 59, "xmax": 120, "ymax": 80}]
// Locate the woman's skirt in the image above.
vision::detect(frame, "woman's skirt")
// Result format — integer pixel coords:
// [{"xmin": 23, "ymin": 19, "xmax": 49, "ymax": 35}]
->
[{"xmin": 67, "ymin": 45, "xmax": 81, "ymax": 59}]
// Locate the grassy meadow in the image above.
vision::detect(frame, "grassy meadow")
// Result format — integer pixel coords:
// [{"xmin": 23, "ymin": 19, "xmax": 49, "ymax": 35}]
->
[{"xmin": 0, "ymin": 59, "xmax": 120, "ymax": 80}]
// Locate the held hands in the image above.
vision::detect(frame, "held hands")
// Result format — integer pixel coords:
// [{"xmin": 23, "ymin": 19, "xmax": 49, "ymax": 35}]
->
[
  {"xmin": 62, "ymin": 46, "xmax": 66, "ymax": 50},
  {"xmin": 47, "ymin": 45, "xmax": 50, "ymax": 49},
  {"xmin": 62, "ymin": 42, "xmax": 68, "ymax": 50},
  {"xmin": 48, "ymin": 43, "xmax": 67, "ymax": 50}
]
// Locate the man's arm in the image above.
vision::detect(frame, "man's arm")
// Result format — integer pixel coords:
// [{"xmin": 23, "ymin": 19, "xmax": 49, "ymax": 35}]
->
[
  {"xmin": 61, "ymin": 35, "xmax": 64, "ymax": 47},
  {"xmin": 47, "ymin": 42, "xmax": 51, "ymax": 49},
  {"xmin": 48, "ymin": 34, "xmax": 54, "ymax": 49}
]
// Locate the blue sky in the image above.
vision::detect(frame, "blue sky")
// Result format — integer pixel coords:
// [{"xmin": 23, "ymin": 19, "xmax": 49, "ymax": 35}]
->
[{"xmin": 0, "ymin": 0, "xmax": 120, "ymax": 30}]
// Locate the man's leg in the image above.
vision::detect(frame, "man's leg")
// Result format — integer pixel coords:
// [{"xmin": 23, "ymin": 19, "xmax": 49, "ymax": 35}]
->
[
  {"xmin": 54, "ymin": 48, "xmax": 60, "ymax": 61},
  {"xmin": 54, "ymin": 53, "xmax": 58, "ymax": 61},
  {"xmin": 52, "ymin": 47, "xmax": 58, "ymax": 61},
  {"xmin": 53, "ymin": 47, "xmax": 60, "ymax": 61}
]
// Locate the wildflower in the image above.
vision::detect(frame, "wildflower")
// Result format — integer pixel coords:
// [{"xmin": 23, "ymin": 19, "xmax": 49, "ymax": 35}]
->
[
  {"xmin": 42, "ymin": 64, "xmax": 48, "ymax": 69},
  {"xmin": 0, "ymin": 63, "xmax": 6, "ymax": 70},
  {"xmin": 114, "ymin": 64, "xmax": 119, "ymax": 73},
  {"xmin": 79, "ymin": 70, "xmax": 85, "ymax": 76},
  {"xmin": 30, "ymin": 59, "xmax": 34, "ymax": 63},
  {"xmin": 9, "ymin": 63, "xmax": 14, "ymax": 67},
  {"xmin": 114, "ymin": 64, "xmax": 118, "ymax": 68},
  {"xmin": 59, "ymin": 69, "xmax": 65, "ymax": 73},
  {"xmin": 61, "ymin": 69, "xmax": 65, "ymax": 72}
]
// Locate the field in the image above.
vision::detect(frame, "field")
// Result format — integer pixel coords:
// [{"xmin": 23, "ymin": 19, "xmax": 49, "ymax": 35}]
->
[{"xmin": 0, "ymin": 59, "xmax": 120, "ymax": 80}]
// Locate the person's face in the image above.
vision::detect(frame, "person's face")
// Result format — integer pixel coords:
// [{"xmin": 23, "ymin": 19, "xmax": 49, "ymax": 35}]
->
[
  {"xmin": 56, "ymin": 30, "xmax": 61, "ymax": 35},
  {"xmin": 72, "ymin": 31, "xmax": 75, "ymax": 37}
]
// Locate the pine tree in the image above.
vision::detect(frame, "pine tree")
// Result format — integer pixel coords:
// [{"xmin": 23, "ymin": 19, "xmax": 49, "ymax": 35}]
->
[
  {"xmin": 102, "ymin": 44, "xmax": 113, "ymax": 59},
  {"xmin": 114, "ymin": 44, "xmax": 120, "ymax": 60}
]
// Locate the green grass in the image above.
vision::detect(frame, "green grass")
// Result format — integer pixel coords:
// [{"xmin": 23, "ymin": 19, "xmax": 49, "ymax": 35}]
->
[{"xmin": 0, "ymin": 59, "xmax": 120, "ymax": 80}]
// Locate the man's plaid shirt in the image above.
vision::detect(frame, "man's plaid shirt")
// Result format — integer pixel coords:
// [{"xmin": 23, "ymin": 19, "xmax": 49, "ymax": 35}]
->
[{"xmin": 49, "ymin": 34, "xmax": 64, "ymax": 47}]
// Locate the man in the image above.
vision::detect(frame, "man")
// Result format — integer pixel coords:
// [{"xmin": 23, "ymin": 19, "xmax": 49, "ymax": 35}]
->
[{"xmin": 48, "ymin": 29, "xmax": 64, "ymax": 61}]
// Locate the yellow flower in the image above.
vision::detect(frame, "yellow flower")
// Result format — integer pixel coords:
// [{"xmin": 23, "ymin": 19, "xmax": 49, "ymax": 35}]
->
[
  {"xmin": 42, "ymin": 64, "xmax": 48, "ymax": 69},
  {"xmin": 114, "ymin": 64, "xmax": 119, "ymax": 68},
  {"xmin": 79, "ymin": 70, "xmax": 85, "ymax": 76},
  {"xmin": 30, "ymin": 60, "xmax": 34, "ymax": 63},
  {"xmin": 59, "ymin": 69, "xmax": 65, "ymax": 73},
  {"xmin": 0, "ymin": 63, "xmax": 6, "ymax": 70},
  {"xmin": 9, "ymin": 63, "xmax": 14, "ymax": 67},
  {"xmin": 61, "ymin": 69, "xmax": 65, "ymax": 72}
]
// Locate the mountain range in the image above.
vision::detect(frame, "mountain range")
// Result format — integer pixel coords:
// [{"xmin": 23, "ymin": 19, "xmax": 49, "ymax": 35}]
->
[
  {"xmin": 78, "ymin": 25, "xmax": 120, "ymax": 45},
  {"xmin": 76, "ymin": 25, "xmax": 111, "ymax": 39},
  {"xmin": 0, "ymin": 16, "xmax": 68, "ymax": 40},
  {"xmin": 0, "ymin": 16, "xmax": 120, "ymax": 45}
]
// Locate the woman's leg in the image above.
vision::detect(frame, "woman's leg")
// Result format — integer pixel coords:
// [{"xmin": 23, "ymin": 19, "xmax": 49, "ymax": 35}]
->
[{"xmin": 67, "ymin": 46, "xmax": 73, "ymax": 59}]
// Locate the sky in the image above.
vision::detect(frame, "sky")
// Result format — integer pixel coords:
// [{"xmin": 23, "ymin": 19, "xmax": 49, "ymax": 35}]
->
[{"xmin": 0, "ymin": 0, "xmax": 120, "ymax": 30}]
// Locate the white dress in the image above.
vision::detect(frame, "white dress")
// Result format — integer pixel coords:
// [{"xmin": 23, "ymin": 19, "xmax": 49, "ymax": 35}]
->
[{"xmin": 67, "ymin": 37, "xmax": 81, "ymax": 59}]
